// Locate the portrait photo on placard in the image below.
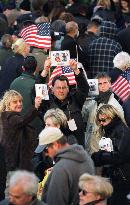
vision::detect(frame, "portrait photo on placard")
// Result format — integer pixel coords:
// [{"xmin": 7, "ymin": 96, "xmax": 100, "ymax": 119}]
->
[
  {"xmin": 87, "ymin": 79, "xmax": 99, "ymax": 97},
  {"xmin": 35, "ymin": 84, "xmax": 49, "ymax": 100},
  {"xmin": 50, "ymin": 50, "xmax": 70, "ymax": 66}
]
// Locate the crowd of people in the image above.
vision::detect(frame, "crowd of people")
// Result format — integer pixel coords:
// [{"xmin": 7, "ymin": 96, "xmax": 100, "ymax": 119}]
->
[{"xmin": 1, "ymin": 0, "xmax": 130, "ymax": 205}]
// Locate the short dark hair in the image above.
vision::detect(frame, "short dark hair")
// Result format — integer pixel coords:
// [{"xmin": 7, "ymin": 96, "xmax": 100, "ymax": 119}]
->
[
  {"xmin": 52, "ymin": 75, "xmax": 69, "ymax": 87},
  {"xmin": 23, "ymin": 56, "xmax": 37, "ymax": 73},
  {"xmin": 56, "ymin": 135, "xmax": 67, "ymax": 145},
  {"xmin": 95, "ymin": 72, "xmax": 111, "ymax": 82},
  {"xmin": 1, "ymin": 34, "xmax": 13, "ymax": 48},
  {"xmin": 87, "ymin": 20, "xmax": 101, "ymax": 30}
]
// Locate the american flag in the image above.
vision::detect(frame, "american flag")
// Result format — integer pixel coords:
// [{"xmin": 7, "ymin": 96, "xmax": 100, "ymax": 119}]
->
[
  {"xmin": 19, "ymin": 23, "xmax": 51, "ymax": 49},
  {"xmin": 48, "ymin": 66, "xmax": 76, "ymax": 88},
  {"xmin": 111, "ymin": 68, "xmax": 130, "ymax": 102}
]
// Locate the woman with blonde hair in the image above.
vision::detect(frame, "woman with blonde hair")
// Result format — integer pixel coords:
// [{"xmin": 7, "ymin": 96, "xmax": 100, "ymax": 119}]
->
[
  {"xmin": 33, "ymin": 108, "xmax": 77, "ymax": 181},
  {"xmin": 92, "ymin": 104, "xmax": 130, "ymax": 205},
  {"xmin": 93, "ymin": 0, "xmax": 115, "ymax": 21},
  {"xmin": 44, "ymin": 108, "xmax": 67, "ymax": 128},
  {"xmin": 0, "ymin": 38, "xmax": 30, "ymax": 98},
  {"xmin": 0, "ymin": 89, "xmax": 42, "ymax": 172},
  {"xmin": 79, "ymin": 173, "xmax": 113, "ymax": 205}
]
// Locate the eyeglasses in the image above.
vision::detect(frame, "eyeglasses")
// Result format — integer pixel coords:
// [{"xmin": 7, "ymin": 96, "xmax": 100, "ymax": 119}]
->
[
  {"xmin": 79, "ymin": 189, "xmax": 93, "ymax": 196},
  {"xmin": 98, "ymin": 118, "xmax": 111, "ymax": 123},
  {"xmin": 55, "ymin": 86, "xmax": 68, "ymax": 90}
]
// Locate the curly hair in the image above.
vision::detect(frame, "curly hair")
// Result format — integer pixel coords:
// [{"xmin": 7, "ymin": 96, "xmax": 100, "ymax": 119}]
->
[{"xmin": 0, "ymin": 90, "xmax": 22, "ymax": 112}]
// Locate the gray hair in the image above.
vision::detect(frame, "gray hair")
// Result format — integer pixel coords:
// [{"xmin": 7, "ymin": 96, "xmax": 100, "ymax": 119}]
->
[
  {"xmin": 44, "ymin": 108, "xmax": 67, "ymax": 127},
  {"xmin": 9, "ymin": 170, "xmax": 39, "ymax": 196},
  {"xmin": 113, "ymin": 51, "xmax": 130, "ymax": 70},
  {"xmin": 79, "ymin": 173, "xmax": 113, "ymax": 199}
]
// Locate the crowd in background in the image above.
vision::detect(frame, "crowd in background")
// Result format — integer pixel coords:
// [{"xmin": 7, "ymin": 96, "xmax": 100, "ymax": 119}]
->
[{"xmin": 1, "ymin": 0, "xmax": 130, "ymax": 205}]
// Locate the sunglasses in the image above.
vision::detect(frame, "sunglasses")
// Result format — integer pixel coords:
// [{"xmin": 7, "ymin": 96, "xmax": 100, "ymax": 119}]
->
[
  {"xmin": 98, "ymin": 118, "xmax": 109, "ymax": 123},
  {"xmin": 79, "ymin": 189, "xmax": 92, "ymax": 196}
]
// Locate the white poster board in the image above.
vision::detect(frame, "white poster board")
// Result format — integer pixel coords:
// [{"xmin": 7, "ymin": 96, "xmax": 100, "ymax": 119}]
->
[
  {"xmin": 50, "ymin": 50, "xmax": 70, "ymax": 66},
  {"xmin": 35, "ymin": 84, "xmax": 49, "ymax": 100}
]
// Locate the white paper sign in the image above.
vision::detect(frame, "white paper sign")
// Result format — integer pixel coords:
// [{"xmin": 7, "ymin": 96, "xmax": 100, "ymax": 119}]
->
[
  {"xmin": 35, "ymin": 84, "xmax": 49, "ymax": 100},
  {"xmin": 87, "ymin": 79, "xmax": 99, "ymax": 97},
  {"xmin": 99, "ymin": 137, "xmax": 113, "ymax": 152},
  {"xmin": 50, "ymin": 50, "xmax": 70, "ymax": 66},
  {"xmin": 67, "ymin": 119, "xmax": 77, "ymax": 131}
]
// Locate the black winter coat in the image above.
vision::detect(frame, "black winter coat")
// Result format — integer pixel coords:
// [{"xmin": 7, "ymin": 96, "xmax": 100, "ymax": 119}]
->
[
  {"xmin": 92, "ymin": 117, "xmax": 130, "ymax": 205},
  {"xmin": 37, "ymin": 70, "xmax": 89, "ymax": 146},
  {"xmin": 0, "ymin": 107, "xmax": 38, "ymax": 172},
  {"xmin": 0, "ymin": 53, "xmax": 24, "ymax": 98}
]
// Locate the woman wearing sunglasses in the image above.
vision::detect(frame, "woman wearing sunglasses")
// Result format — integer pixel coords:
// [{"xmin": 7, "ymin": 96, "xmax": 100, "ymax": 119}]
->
[
  {"xmin": 79, "ymin": 173, "xmax": 113, "ymax": 205},
  {"xmin": 91, "ymin": 104, "xmax": 130, "ymax": 205}
]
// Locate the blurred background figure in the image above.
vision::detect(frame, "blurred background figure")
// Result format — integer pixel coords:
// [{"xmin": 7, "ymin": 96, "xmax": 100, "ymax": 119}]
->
[
  {"xmin": 0, "ymin": 34, "xmax": 13, "ymax": 85},
  {"xmin": 0, "ymin": 38, "xmax": 30, "ymax": 98},
  {"xmin": 79, "ymin": 173, "xmax": 113, "ymax": 205}
]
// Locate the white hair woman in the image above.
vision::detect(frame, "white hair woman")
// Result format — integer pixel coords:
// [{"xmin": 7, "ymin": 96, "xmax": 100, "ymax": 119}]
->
[
  {"xmin": 79, "ymin": 173, "xmax": 113, "ymax": 205},
  {"xmin": 113, "ymin": 51, "xmax": 130, "ymax": 71},
  {"xmin": 92, "ymin": 104, "xmax": 130, "ymax": 205},
  {"xmin": 109, "ymin": 51, "xmax": 130, "ymax": 103}
]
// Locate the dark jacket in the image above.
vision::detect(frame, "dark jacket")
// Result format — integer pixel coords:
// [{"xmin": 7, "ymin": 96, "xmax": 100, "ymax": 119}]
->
[
  {"xmin": 0, "ymin": 47, "xmax": 13, "ymax": 68},
  {"xmin": 92, "ymin": 117, "xmax": 130, "ymax": 205},
  {"xmin": 123, "ymin": 98, "xmax": 130, "ymax": 128},
  {"xmin": 87, "ymin": 21, "xmax": 122, "ymax": 78},
  {"xmin": 0, "ymin": 144, "xmax": 6, "ymax": 201},
  {"xmin": 0, "ymin": 107, "xmax": 38, "ymax": 172},
  {"xmin": 117, "ymin": 24, "xmax": 130, "ymax": 55},
  {"xmin": 61, "ymin": 35, "xmax": 88, "ymax": 69},
  {"xmin": 0, "ymin": 53, "xmax": 24, "ymax": 98},
  {"xmin": 42, "ymin": 144, "xmax": 95, "ymax": 205},
  {"xmin": 38, "ymin": 70, "xmax": 89, "ymax": 146}
]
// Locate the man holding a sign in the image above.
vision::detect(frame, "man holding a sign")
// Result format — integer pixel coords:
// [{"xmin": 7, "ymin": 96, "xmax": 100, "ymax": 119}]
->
[{"xmin": 36, "ymin": 58, "xmax": 89, "ymax": 147}]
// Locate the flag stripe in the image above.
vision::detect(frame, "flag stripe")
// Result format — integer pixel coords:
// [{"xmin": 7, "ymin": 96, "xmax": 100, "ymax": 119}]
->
[
  {"xmin": 111, "ymin": 73, "xmax": 130, "ymax": 102},
  {"xmin": 19, "ymin": 23, "xmax": 51, "ymax": 49}
]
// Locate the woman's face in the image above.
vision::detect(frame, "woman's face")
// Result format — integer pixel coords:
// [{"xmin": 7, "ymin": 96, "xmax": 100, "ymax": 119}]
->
[
  {"xmin": 121, "ymin": 0, "xmax": 128, "ymax": 9},
  {"xmin": 79, "ymin": 184, "xmax": 100, "ymax": 205},
  {"xmin": 45, "ymin": 117, "xmax": 60, "ymax": 128},
  {"xmin": 98, "ymin": 114, "xmax": 112, "ymax": 126},
  {"xmin": 24, "ymin": 44, "xmax": 30, "ymax": 57},
  {"xmin": 8, "ymin": 97, "xmax": 22, "ymax": 112}
]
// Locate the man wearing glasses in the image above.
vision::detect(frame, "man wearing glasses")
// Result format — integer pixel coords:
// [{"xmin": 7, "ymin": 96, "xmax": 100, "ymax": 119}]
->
[{"xmin": 37, "ymin": 58, "xmax": 89, "ymax": 147}]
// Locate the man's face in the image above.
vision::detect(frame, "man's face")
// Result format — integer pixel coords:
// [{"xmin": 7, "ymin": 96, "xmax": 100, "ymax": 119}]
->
[
  {"xmin": 98, "ymin": 77, "xmax": 111, "ymax": 92},
  {"xmin": 9, "ymin": 185, "xmax": 32, "ymax": 205},
  {"xmin": 52, "ymin": 80, "xmax": 69, "ymax": 101},
  {"xmin": 44, "ymin": 142, "xmax": 60, "ymax": 159}
]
